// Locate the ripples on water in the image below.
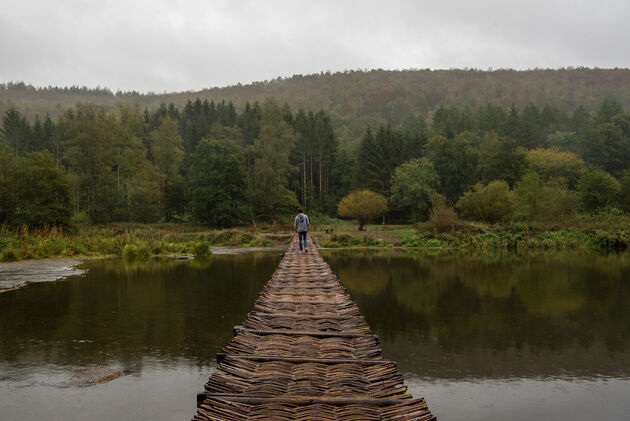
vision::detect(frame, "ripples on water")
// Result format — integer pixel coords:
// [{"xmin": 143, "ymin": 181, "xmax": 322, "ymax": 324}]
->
[{"xmin": 1, "ymin": 249, "xmax": 629, "ymax": 420}]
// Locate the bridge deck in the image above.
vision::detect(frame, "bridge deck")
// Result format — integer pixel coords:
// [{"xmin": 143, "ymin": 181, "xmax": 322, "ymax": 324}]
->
[{"xmin": 193, "ymin": 236, "xmax": 436, "ymax": 420}]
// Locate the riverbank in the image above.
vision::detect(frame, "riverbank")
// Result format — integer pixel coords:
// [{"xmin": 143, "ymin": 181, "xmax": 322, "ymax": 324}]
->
[
  {"xmin": 0, "ymin": 224, "xmax": 292, "ymax": 262},
  {"xmin": 2, "ymin": 215, "xmax": 629, "ymax": 263},
  {"xmin": 315, "ymin": 216, "xmax": 630, "ymax": 252}
]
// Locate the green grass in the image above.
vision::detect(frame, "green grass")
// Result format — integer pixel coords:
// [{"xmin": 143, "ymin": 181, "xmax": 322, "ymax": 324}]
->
[
  {"xmin": 2, "ymin": 214, "xmax": 630, "ymax": 263},
  {"xmin": 0, "ymin": 224, "xmax": 281, "ymax": 262},
  {"xmin": 314, "ymin": 215, "xmax": 630, "ymax": 252}
]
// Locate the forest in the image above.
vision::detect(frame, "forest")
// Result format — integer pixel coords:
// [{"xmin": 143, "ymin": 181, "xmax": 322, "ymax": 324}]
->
[
  {"xmin": 1, "ymin": 94, "xmax": 630, "ymax": 231},
  {"xmin": 3, "ymin": 68, "xmax": 630, "ymax": 149}
]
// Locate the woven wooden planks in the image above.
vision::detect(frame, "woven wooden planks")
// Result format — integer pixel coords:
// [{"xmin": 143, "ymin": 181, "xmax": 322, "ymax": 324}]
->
[{"xmin": 193, "ymin": 236, "xmax": 436, "ymax": 420}]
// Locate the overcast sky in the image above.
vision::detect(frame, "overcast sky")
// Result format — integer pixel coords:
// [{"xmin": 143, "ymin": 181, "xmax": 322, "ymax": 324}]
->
[{"xmin": 1, "ymin": 0, "xmax": 628, "ymax": 93}]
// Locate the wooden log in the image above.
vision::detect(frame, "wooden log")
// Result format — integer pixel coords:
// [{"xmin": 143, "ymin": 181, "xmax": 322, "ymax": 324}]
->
[
  {"xmin": 249, "ymin": 311, "xmax": 364, "ymax": 321},
  {"xmin": 198, "ymin": 393, "xmax": 415, "ymax": 407},
  {"xmin": 233, "ymin": 325, "xmax": 378, "ymax": 341},
  {"xmin": 216, "ymin": 353, "xmax": 389, "ymax": 365}
]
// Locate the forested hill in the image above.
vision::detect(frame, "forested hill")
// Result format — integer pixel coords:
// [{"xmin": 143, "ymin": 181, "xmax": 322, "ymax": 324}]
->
[{"xmin": 2, "ymin": 68, "xmax": 630, "ymax": 144}]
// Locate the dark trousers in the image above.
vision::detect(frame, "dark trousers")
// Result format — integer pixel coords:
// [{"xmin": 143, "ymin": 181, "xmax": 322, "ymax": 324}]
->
[{"xmin": 298, "ymin": 231, "xmax": 308, "ymax": 251}]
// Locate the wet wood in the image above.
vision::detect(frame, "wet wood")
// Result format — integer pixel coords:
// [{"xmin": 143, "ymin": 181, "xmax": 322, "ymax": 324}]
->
[
  {"xmin": 233, "ymin": 325, "xmax": 375, "ymax": 339},
  {"xmin": 199, "ymin": 393, "xmax": 416, "ymax": 406},
  {"xmin": 216, "ymin": 353, "xmax": 389, "ymax": 365},
  {"xmin": 193, "ymin": 235, "xmax": 436, "ymax": 421}
]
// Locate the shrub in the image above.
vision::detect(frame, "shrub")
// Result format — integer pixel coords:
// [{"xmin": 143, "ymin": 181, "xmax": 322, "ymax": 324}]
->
[
  {"xmin": 71, "ymin": 212, "xmax": 91, "ymax": 226},
  {"xmin": 456, "ymin": 180, "xmax": 515, "ymax": 223},
  {"xmin": 515, "ymin": 172, "xmax": 576, "ymax": 222},
  {"xmin": 429, "ymin": 196, "xmax": 459, "ymax": 232},
  {"xmin": 1, "ymin": 248, "xmax": 18, "ymax": 262},
  {"xmin": 122, "ymin": 244, "xmax": 140, "ymax": 258},
  {"xmin": 577, "ymin": 168, "xmax": 620, "ymax": 212},
  {"xmin": 193, "ymin": 241, "xmax": 212, "ymax": 257},
  {"xmin": 620, "ymin": 169, "xmax": 630, "ymax": 213}
]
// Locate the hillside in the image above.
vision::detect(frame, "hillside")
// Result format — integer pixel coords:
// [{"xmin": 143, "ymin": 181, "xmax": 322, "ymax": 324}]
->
[{"xmin": 2, "ymin": 68, "xmax": 630, "ymax": 145}]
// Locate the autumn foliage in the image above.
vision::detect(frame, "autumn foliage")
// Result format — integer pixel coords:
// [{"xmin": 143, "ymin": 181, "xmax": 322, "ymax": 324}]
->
[{"xmin": 337, "ymin": 190, "xmax": 388, "ymax": 230}]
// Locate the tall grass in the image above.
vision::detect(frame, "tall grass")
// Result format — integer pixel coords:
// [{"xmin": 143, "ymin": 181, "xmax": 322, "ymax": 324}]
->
[{"xmin": 0, "ymin": 224, "xmax": 279, "ymax": 262}]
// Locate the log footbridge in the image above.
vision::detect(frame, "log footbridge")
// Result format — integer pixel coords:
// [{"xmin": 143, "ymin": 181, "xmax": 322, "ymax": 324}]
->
[{"xmin": 194, "ymin": 237, "xmax": 436, "ymax": 420}]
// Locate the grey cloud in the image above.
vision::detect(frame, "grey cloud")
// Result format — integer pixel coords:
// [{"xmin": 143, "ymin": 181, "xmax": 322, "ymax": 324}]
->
[{"xmin": 0, "ymin": 0, "xmax": 628, "ymax": 92}]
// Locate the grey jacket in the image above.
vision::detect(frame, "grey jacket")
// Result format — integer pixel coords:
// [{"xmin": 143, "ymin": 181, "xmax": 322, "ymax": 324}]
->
[{"xmin": 294, "ymin": 213, "xmax": 310, "ymax": 232}]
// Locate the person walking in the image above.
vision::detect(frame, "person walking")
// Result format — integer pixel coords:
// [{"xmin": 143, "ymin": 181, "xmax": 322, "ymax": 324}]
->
[{"xmin": 294, "ymin": 208, "xmax": 310, "ymax": 254}]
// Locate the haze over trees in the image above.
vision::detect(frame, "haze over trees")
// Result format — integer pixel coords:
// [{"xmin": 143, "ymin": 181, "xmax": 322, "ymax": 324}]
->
[
  {"xmin": 2, "ymin": 72, "xmax": 630, "ymax": 229},
  {"xmin": 3, "ymin": 68, "xmax": 630, "ymax": 148}
]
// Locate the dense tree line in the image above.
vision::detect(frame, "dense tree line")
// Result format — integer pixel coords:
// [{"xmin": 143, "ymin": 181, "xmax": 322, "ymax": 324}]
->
[
  {"xmin": 2, "ymin": 97, "xmax": 630, "ymax": 229},
  {"xmin": 0, "ymin": 98, "xmax": 341, "ymax": 227},
  {"xmin": 3, "ymin": 69, "xmax": 630, "ymax": 148},
  {"xmin": 357, "ymin": 100, "xmax": 630, "ymax": 223}
]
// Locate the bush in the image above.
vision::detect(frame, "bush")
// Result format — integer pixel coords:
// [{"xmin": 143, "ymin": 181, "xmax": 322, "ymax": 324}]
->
[
  {"xmin": 577, "ymin": 168, "xmax": 620, "ymax": 212},
  {"xmin": 1, "ymin": 248, "xmax": 18, "ymax": 262},
  {"xmin": 456, "ymin": 180, "xmax": 515, "ymax": 223},
  {"xmin": 515, "ymin": 172, "xmax": 576, "ymax": 222},
  {"xmin": 193, "ymin": 241, "xmax": 212, "ymax": 257},
  {"xmin": 429, "ymin": 196, "xmax": 459, "ymax": 232},
  {"xmin": 71, "ymin": 212, "xmax": 91, "ymax": 226},
  {"xmin": 620, "ymin": 170, "xmax": 630, "ymax": 213},
  {"xmin": 121, "ymin": 244, "xmax": 140, "ymax": 258}
]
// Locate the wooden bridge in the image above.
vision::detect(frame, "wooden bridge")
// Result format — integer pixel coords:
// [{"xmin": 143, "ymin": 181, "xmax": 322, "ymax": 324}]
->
[{"xmin": 193, "ymin": 236, "xmax": 436, "ymax": 420}]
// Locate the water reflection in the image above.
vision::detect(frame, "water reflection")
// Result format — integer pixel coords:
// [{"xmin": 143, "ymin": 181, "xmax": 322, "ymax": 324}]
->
[
  {"xmin": 2, "ymin": 249, "xmax": 630, "ymax": 420},
  {"xmin": 322, "ymin": 249, "xmax": 630, "ymax": 380},
  {"xmin": 0, "ymin": 253, "xmax": 281, "ymax": 380}
]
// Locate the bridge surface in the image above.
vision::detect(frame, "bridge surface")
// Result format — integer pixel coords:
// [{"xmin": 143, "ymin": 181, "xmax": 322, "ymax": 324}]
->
[{"xmin": 193, "ymin": 236, "xmax": 436, "ymax": 420}]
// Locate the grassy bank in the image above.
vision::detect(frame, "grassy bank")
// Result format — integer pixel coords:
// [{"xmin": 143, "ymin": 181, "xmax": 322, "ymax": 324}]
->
[
  {"xmin": 0, "ymin": 224, "xmax": 291, "ymax": 262},
  {"xmin": 3, "ymin": 213, "xmax": 630, "ymax": 263},
  {"xmin": 313, "ymin": 215, "xmax": 630, "ymax": 252}
]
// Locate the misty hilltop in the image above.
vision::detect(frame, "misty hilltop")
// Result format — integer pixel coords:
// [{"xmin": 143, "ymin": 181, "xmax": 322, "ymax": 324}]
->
[{"xmin": 2, "ymin": 68, "xmax": 630, "ymax": 144}]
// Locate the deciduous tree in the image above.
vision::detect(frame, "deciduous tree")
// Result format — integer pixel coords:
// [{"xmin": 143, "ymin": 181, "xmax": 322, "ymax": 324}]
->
[
  {"xmin": 338, "ymin": 190, "xmax": 388, "ymax": 230},
  {"xmin": 389, "ymin": 158, "xmax": 439, "ymax": 222}
]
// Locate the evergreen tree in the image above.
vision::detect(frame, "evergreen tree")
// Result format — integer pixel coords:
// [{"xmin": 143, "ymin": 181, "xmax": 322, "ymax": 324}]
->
[
  {"xmin": 150, "ymin": 117, "xmax": 185, "ymax": 221},
  {"xmin": 357, "ymin": 125, "xmax": 404, "ymax": 196},
  {"xmin": 1, "ymin": 108, "xmax": 32, "ymax": 154},
  {"xmin": 478, "ymin": 103, "xmax": 508, "ymax": 135},
  {"xmin": 42, "ymin": 113, "xmax": 56, "ymax": 159},
  {"xmin": 399, "ymin": 113, "xmax": 428, "ymax": 158},
  {"xmin": 189, "ymin": 138, "xmax": 249, "ymax": 226},
  {"xmin": 425, "ymin": 134, "xmax": 479, "ymax": 202},
  {"xmin": 250, "ymin": 99, "xmax": 298, "ymax": 214},
  {"xmin": 517, "ymin": 103, "xmax": 544, "ymax": 149},
  {"xmin": 238, "ymin": 102, "xmax": 261, "ymax": 146},
  {"xmin": 478, "ymin": 132, "xmax": 526, "ymax": 187}
]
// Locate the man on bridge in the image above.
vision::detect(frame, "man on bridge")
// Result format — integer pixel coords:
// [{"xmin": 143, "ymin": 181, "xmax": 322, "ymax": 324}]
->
[{"xmin": 294, "ymin": 208, "xmax": 310, "ymax": 254}]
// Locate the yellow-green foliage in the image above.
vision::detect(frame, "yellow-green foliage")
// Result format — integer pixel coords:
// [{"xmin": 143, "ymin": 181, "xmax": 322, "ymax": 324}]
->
[
  {"xmin": 525, "ymin": 147, "xmax": 585, "ymax": 186},
  {"xmin": 515, "ymin": 172, "xmax": 577, "ymax": 222},
  {"xmin": 192, "ymin": 241, "xmax": 212, "ymax": 257},
  {"xmin": 337, "ymin": 190, "xmax": 389, "ymax": 230},
  {"xmin": 456, "ymin": 181, "xmax": 515, "ymax": 223}
]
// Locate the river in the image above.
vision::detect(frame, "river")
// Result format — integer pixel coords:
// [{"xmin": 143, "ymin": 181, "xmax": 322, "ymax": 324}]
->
[{"xmin": 1, "ymin": 249, "xmax": 629, "ymax": 420}]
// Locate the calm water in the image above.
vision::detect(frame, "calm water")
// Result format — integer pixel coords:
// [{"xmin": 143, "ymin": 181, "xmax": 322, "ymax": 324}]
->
[{"xmin": 1, "ymin": 249, "xmax": 630, "ymax": 420}]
